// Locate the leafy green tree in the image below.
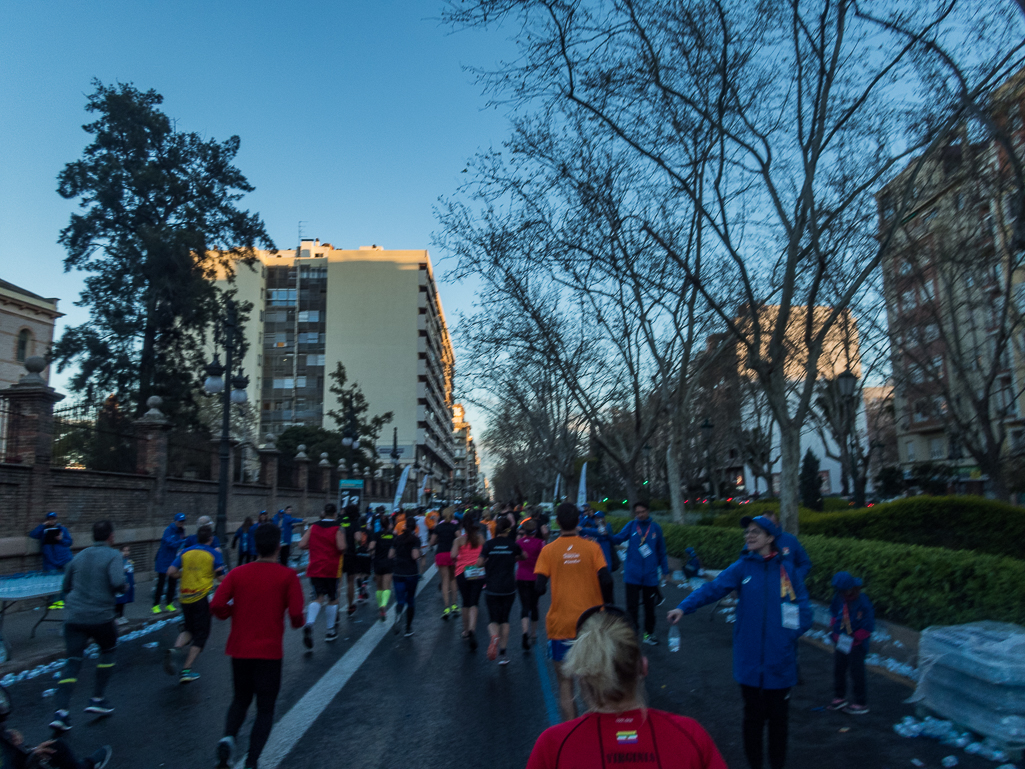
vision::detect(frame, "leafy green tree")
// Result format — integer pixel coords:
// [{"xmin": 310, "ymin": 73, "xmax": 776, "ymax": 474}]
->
[
  {"xmin": 799, "ymin": 449, "xmax": 823, "ymax": 511},
  {"xmin": 54, "ymin": 80, "xmax": 272, "ymax": 423},
  {"xmin": 325, "ymin": 362, "xmax": 393, "ymax": 470}
]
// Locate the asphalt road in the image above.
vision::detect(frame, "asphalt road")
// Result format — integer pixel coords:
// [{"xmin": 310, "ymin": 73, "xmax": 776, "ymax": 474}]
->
[{"xmin": 0, "ymin": 567, "xmax": 1004, "ymax": 769}]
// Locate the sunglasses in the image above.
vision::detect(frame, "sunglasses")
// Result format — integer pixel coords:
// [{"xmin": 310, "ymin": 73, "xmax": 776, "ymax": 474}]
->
[{"xmin": 575, "ymin": 603, "xmax": 638, "ymax": 636}]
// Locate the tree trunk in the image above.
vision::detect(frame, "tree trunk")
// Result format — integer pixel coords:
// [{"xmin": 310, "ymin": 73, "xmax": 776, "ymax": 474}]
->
[
  {"xmin": 778, "ymin": 424, "xmax": 802, "ymax": 534},
  {"xmin": 982, "ymin": 450, "xmax": 1011, "ymax": 501},
  {"xmin": 666, "ymin": 442, "xmax": 686, "ymax": 524}
]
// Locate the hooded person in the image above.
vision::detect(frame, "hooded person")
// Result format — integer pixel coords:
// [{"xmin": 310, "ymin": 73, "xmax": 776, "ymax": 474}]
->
[
  {"xmin": 826, "ymin": 571, "xmax": 874, "ymax": 715},
  {"xmin": 29, "ymin": 512, "xmax": 74, "ymax": 572},
  {"xmin": 668, "ymin": 515, "xmax": 812, "ymax": 769},
  {"xmin": 153, "ymin": 514, "xmax": 187, "ymax": 613}
]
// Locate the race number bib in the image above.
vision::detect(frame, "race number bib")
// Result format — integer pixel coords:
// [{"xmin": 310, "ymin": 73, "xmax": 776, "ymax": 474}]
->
[
  {"xmin": 638, "ymin": 543, "xmax": 653, "ymax": 559},
  {"xmin": 463, "ymin": 566, "xmax": 485, "ymax": 580},
  {"xmin": 781, "ymin": 602, "xmax": 800, "ymax": 630},
  {"xmin": 836, "ymin": 634, "xmax": 854, "ymax": 654}
]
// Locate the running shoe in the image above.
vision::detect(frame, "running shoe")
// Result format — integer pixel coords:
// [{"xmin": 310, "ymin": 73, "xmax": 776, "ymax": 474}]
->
[
  {"xmin": 347, "ymin": 604, "xmax": 357, "ymax": 617},
  {"xmin": 47, "ymin": 600, "xmax": 64, "ymax": 610},
  {"xmin": 404, "ymin": 628, "xmax": 415, "ymax": 638},
  {"xmin": 216, "ymin": 736, "xmax": 235, "ymax": 769},
  {"xmin": 451, "ymin": 604, "xmax": 461, "ymax": 616},
  {"xmin": 151, "ymin": 605, "xmax": 162, "ymax": 614},
  {"xmin": 642, "ymin": 633, "xmax": 660, "ymax": 646},
  {"xmin": 522, "ymin": 632, "xmax": 530, "ymax": 651},
  {"xmin": 826, "ymin": 698, "xmax": 848, "ymax": 711},
  {"xmin": 163, "ymin": 647, "xmax": 178, "ymax": 676},
  {"xmin": 115, "ymin": 616, "xmax": 129, "ymax": 626},
  {"xmin": 441, "ymin": 606, "xmax": 451, "ymax": 621},
  {"xmin": 843, "ymin": 704, "xmax": 870, "ymax": 715},
  {"xmin": 487, "ymin": 635, "xmax": 500, "ymax": 661},
  {"xmin": 498, "ymin": 655, "xmax": 510, "ymax": 666},
  {"xmin": 164, "ymin": 604, "xmax": 177, "ymax": 612},
  {"xmin": 88, "ymin": 745, "xmax": 113, "ymax": 769},
  {"xmin": 468, "ymin": 631, "xmax": 478, "ymax": 652},
  {"xmin": 302, "ymin": 625, "xmax": 313, "ymax": 649},
  {"xmin": 379, "ymin": 608, "xmax": 387, "ymax": 623},
  {"xmin": 325, "ymin": 628, "xmax": 338, "ymax": 642},
  {"xmin": 49, "ymin": 710, "xmax": 71, "ymax": 732},
  {"xmin": 84, "ymin": 698, "xmax": 114, "ymax": 715},
  {"xmin": 179, "ymin": 669, "xmax": 200, "ymax": 684}
]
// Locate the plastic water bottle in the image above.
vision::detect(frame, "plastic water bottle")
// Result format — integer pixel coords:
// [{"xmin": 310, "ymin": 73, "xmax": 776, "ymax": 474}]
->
[
  {"xmin": 668, "ymin": 625, "xmax": 680, "ymax": 653},
  {"xmin": 941, "ymin": 757, "xmax": 959, "ymax": 768}
]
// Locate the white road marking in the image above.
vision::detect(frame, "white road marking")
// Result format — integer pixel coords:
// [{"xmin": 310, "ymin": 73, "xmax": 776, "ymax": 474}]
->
[{"xmin": 244, "ymin": 564, "xmax": 437, "ymax": 769}]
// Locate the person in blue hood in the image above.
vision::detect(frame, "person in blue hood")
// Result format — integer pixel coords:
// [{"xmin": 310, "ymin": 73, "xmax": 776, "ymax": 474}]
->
[
  {"xmin": 29, "ymin": 512, "xmax": 73, "ymax": 573},
  {"xmin": 609, "ymin": 501, "xmax": 669, "ymax": 647},
  {"xmin": 273, "ymin": 507, "xmax": 304, "ymax": 566},
  {"xmin": 826, "ymin": 571, "xmax": 874, "ymax": 715},
  {"xmin": 152, "ymin": 513, "xmax": 186, "ymax": 614},
  {"xmin": 668, "ymin": 514, "xmax": 812, "ymax": 769}
]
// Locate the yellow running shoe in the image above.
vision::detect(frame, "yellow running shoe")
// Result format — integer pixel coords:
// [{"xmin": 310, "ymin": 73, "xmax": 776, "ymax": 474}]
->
[{"xmin": 151, "ymin": 605, "xmax": 162, "ymax": 614}]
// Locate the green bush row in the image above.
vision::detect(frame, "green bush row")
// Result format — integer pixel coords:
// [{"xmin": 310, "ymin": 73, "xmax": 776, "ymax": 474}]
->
[{"xmin": 606, "ymin": 518, "xmax": 1025, "ymax": 629}]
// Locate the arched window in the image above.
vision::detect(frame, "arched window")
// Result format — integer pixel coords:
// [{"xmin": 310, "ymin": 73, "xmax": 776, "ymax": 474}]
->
[{"xmin": 16, "ymin": 329, "xmax": 31, "ymax": 363}]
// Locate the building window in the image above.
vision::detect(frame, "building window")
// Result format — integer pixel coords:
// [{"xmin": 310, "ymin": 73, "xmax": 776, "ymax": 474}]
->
[
  {"xmin": 929, "ymin": 438, "xmax": 945, "ymax": 460},
  {"xmin": 297, "ymin": 310, "xmax": 320, "ymax": 323},
  {"xmin": 307, "ymin": 354, "xmax": 326, "ymax": 366},
  {"xmin": 906, "ymin": 440, "xmax": 916, "ymax": 462},
  {"xmin": 15, "ymin": 329, "xmax": 31, "ymax": 363}
]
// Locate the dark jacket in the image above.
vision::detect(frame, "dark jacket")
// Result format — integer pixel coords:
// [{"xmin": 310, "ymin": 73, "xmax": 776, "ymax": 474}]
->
[
  {"xmin": 29, "ymin": 524, "xmax": 73, "ymax": 571},
  {"xmin": 232, "ymin": 526, "xmax": 256, "ymax": 556},
  {"xmin": 154, "ymin": 524, "xmax": 185, "ymax": 573},
  {"xmin": 677, "ymin": 549, "xmax": 813, "ymax": 689},
  {"xmin": 830, "ymin": 592, "xmax": 874, "ymax": 649},
  {"xmin": 776, "ymin": 531, "xmax": 812, "ymax": 582},
  {"xmin": 273, "ymin": 512, "xmax": 304, "ymax": 544},
  {"xmin": 610, "ymin": 519, "xmax": 668, "ymax": 586},
  {"xmin": 579, "ymin": 520, "xmax": 614, "ymax": 571}
]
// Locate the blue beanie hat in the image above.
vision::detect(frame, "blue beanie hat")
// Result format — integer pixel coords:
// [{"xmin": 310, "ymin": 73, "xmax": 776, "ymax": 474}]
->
[
  {"xmin": 740, "ymin": 515, "xmax": 781, "ymax": 539},
  {"xmin": 174, "ymin": 513, "xmax": 186, "ymax": 523}
]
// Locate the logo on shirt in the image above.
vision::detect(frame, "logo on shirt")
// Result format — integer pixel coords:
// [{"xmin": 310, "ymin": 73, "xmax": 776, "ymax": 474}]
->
[
  {"xmin": 782, "ymin": 546, "xmax": 791, "ymax": 555},
  {"xmin": 742, "ymin": 576, "xmax": 751, "ymax": 584},
  {"xmin": 616, "ymin": 730, "xmax": 639, "ymax": 744}
]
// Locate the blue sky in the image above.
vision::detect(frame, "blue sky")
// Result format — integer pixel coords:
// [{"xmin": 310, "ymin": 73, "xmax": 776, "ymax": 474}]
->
[{"xmin": 0, "ymin": 1, "xmax": 515, "ymax": 465}]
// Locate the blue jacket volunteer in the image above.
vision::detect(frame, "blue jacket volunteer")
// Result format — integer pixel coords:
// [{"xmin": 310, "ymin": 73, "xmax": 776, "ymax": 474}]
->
[
  {"xmin": 273, "ymin": 508, "xmax": 304, "ymax": 565},
  {"xmin": 611, "ymin": 502, "xmax": 669, "ymax": 644},
  {"xmin": 30, "ymin": 512, "xmax": 73, "ymax": 572},
  {"xmin": 152, "ymin": 513, "xmax": 186, "ymax": 613},
  {"xmin": 669, "ymin": 514, "xmax": 812, "ymax": 769}
]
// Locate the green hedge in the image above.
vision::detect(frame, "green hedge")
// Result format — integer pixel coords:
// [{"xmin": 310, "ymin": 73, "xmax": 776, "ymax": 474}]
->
[{"xmin": 607, "ymin": 517, "xmax": 1025, "ymax": 630}]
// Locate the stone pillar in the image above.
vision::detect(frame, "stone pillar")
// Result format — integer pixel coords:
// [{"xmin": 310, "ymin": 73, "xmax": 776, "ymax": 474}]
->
[
  {"xmin": 258, "ymin": 435, "xmax": 280, "ymax": 513},
  {"xmin": 319, "ymin": 453, "xmax": 332, "ymax": 506},
  {"xmin": 0, "ymin": 357, "xmax": 64, "ymax": 530},
  {"xmin": 135, "ymin": 396, "xmax": 170, "ymax": 522},
  {"xmin": 295, "ymin": 445, "xmax": 310, "ymax": 515}
]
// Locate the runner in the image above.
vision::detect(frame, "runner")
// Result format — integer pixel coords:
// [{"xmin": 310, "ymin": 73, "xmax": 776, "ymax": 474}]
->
[
  {"xmin": 526, "ymin": 605, "xmax": 727, "ymax": 769},
  {"xmin": 211, "ymin": 523, "xmax": 304, "ymax": 769},
  {"xmin": 297, "ymin": 503, "xmax": 345, "ymax": 648},
  {"xmin": 516, "ymin": 519, "xmax": 545, "ymax": 650},
  {"xmin": 164, "ymin": 524, "xmax": 225, "ymax": 683},
  {"xmin": 534, "ymin": 503, "xmax": 614, "ymax": 722},
  {"xmin": 390, "ymin": 516, "xmax": 422, "ymax": 637},
  {"xmin": 429, "ymin": 507, "xmax": 460, "ymax": 619},
  {"xmin": 369, "ymin": 516, "xmax": 395, "ymax": 622},
  {"xmin": 479, "ymin": 517, "xmax": 523, "ymax": 664},
  {"xmin": 354, "ymin": 514, "xmax": 373, "ymax": 604},
  {"xmin": 451, "ymin": 514, "xmax": 485, "ymax": 651},
  {"xmin": 339, "ymin": 505, "xmax": 364, "ymax": 616},
  {"xmin": 49, "ymin": 521, "xmax": 126, "ymax": 732}
]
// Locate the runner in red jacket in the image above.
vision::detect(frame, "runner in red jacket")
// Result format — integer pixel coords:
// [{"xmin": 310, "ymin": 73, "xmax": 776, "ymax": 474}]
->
[{"xmin": 211, "ymin": 523, "xmax": 304, "ymax": 769}]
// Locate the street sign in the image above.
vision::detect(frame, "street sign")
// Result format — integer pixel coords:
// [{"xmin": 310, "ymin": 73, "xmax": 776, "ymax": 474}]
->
[{"xmin": 338, "ymin": 478, "xmax": 365, "ymax": 510}]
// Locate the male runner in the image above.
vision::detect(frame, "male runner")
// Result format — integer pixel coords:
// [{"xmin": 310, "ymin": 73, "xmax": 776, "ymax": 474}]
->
[
  {"xmin": 164, "ymin": 524, "xmax": 224, "ymax": 683},
  {"xmin": 534, "ymin": 502, "xmax": 613, "ymax": 722},
  {"xmin": 339, "ymin": 505, "xmax": 364, "ymax": 616},
  {"xmin": 211, "ymin": 523, "xmax": 304, "ymax": 769},
  {"xmin": 297, "ymin": 503, "xmax": 345, "ymax": 647}
]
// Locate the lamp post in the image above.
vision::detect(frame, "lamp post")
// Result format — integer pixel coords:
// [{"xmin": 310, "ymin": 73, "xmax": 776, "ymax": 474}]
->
[
  {"xmin": 642, "ymin": 443, "xmax": 652, "ymax": 492},
  {"xmin": 203, "ymin": 299, "xmax": 249, "ymax": 554},
  {"xmin": 836, "ymin": 369, "xmax": 862, "ymax": 506},
  {"xmin": 700, "ymin": 418, "xmax": 713, "ymax": 498}
]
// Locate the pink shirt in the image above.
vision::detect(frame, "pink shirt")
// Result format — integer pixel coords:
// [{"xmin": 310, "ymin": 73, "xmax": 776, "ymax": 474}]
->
[
  {"xmin": 516, "ymin": 536, "xmax": 546, "ymax": 581},
  {"xmin": 455, "ymin": 542, "xmax": 484, "ymax": 577}
]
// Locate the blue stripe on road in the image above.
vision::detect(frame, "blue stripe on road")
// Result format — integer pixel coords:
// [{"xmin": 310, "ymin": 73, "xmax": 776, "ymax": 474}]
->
[{"xmin": 533, "ymin": 637, "xmax": 560, "ymax": 727}]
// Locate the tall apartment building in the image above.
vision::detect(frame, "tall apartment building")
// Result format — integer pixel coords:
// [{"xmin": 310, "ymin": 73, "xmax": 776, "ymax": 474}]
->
[
  {"xmin": 452, "ymin": 403, "xmax": 481, "ymax": 501},
  {"xmin": 877, "ymin": 69, "xmax": 1025, "ymax": 490},
  {"xmin": 0, "ymin": 279, "xmax": 61, "ymax": 387},
  {"xmin": 220, "ymin": 240, "xmax": 457, "ymax": 478}
]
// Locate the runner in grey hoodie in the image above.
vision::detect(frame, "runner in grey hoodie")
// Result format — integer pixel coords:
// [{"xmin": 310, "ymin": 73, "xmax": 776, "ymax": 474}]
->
[{"xmin": 49, "ymin": 520, "xmax": 126, "ymax": 733}]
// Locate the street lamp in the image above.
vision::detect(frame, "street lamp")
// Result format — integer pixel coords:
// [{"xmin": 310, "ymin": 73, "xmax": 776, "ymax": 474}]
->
[
  {"xmin": 642, "ymin": 443, "xmax": 652, "ymax": 488},
  {"xmin": 203, "ymin": 299, "xmax": 249, "ymax": 556},
  {"xmin": 700, "ymin": 419, "xmax": 714, "ymax": 497},
  {"xmin": 835, "ymin": 369, "xmax": 863, "ymax": 506}
]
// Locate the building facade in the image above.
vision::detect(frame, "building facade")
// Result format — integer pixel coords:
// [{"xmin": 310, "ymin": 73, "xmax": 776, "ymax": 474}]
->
[
  {"xmin": 220, "ymin": 240, "xmax": 458, "ymax": 483},
  {"xmin": 0, "ymin": 279, "xmax": 61, "ymax": 388},
  {"xmin": 451, "ymin": 403, "xmax": 481, "ymax": 502}
]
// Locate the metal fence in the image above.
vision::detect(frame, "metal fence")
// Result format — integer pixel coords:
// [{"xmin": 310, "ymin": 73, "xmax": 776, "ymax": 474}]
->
[
  {"xmin": 51, "ymin": 400, "xmax": 137, "ymax": 473},
  {"xmin": 167, "ymin": 431, "xmax": 215, "ymax": 480}
]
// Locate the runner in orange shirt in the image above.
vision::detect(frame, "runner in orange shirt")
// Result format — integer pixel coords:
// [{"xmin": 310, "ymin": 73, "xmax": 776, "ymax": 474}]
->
[{"xmin": 534, "ymin": 502, "xmax": 614, "ymax": 722}]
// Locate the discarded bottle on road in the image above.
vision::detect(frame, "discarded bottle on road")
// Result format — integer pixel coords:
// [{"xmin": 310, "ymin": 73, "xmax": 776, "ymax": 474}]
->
[
  {"xmin": 941, "ymin": 757, "xmax": 958, "ymax": 767},
  {"xmin": 668, "ymin": 625, "xmax": 680, "ymax": 653}
]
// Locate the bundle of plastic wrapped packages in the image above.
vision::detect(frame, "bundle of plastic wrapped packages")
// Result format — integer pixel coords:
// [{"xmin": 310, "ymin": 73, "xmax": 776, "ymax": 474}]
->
[{"xmin": 911, "ymin": 621, "xmax": 1025, "ymax": 754}]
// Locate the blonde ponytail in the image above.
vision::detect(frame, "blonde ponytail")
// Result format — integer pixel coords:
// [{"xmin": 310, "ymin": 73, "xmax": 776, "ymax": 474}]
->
[{"xmin": 563, "ymin": 611, "xmax": 644, "ymax": 711}]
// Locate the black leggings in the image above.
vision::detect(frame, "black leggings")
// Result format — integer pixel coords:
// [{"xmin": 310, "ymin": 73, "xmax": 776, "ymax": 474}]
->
[
  {"xmin": 225, "ymin": 657, "xmax": 283, "ymax": 769},
  {"xmin": 517, "ymin": 579, "xmax": 538, "ymax": 621},
  {"xmin": 625, "ymin": 582, "xmax": 658, "ymax": 635},
  {"xmin": 486, "ymin": 593, "xmax": 516, "ymax": 625},
  {"xmin": 153, "ymin": 572, "xmax": 177, "ymax": 606},
  {"xmin": 456, "ymin": 573, "xmax": 484, "ymax": 608},
  {"xmin": 835, "ymin": 644, "xmax": 867, "ymax": 705},
  {"xmin": 55, "ymin": 621, "xmax": 117, "ymax": 713},
  {"xmin": 740, "ymin": 685, "xmax": 790, "ymax": 769}
]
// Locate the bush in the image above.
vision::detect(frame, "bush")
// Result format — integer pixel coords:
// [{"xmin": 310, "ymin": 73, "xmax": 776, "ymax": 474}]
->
[
  {"xmin": 612, "ymin": 522, "xmax": 1025, "ymax": 630},
  {"xmin": 801, "ymin": 495, "xmax": 1025, "ymax": 560}
]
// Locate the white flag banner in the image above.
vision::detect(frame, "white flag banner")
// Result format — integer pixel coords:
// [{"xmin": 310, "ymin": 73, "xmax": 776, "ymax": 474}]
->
[
  {"xmin": 577, "ymin": 463, "xmax": 588, "ymax": 507},
  {"xmin": 553, "ymin": 473, "xmax": 562, "ymax": 502},
  {"xmin": 392, "ymin": 464, "xmax": 412, "ymax": 510}
]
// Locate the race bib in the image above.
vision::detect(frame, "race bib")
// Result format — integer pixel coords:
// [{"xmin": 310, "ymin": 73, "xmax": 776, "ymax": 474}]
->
[
  {"xmin": 463, "ymin": 565, "xmax": 485, "ymax": 580},
  {"xmin": 781, "ymin": 602, "xmax": 800, "ymax": 630},
  {"xmin": 638, "ymin": 543, "xmax": 653, "ymax": 559},
  {"xmin": 836, "ymin": 634, "xmax": 854, "ymax": 654}
]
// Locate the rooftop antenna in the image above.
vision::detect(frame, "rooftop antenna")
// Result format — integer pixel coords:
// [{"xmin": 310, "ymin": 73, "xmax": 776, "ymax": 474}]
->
[{"xmin": 297, "ymin": 221, "xmax": 307, "ymax": 254}]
